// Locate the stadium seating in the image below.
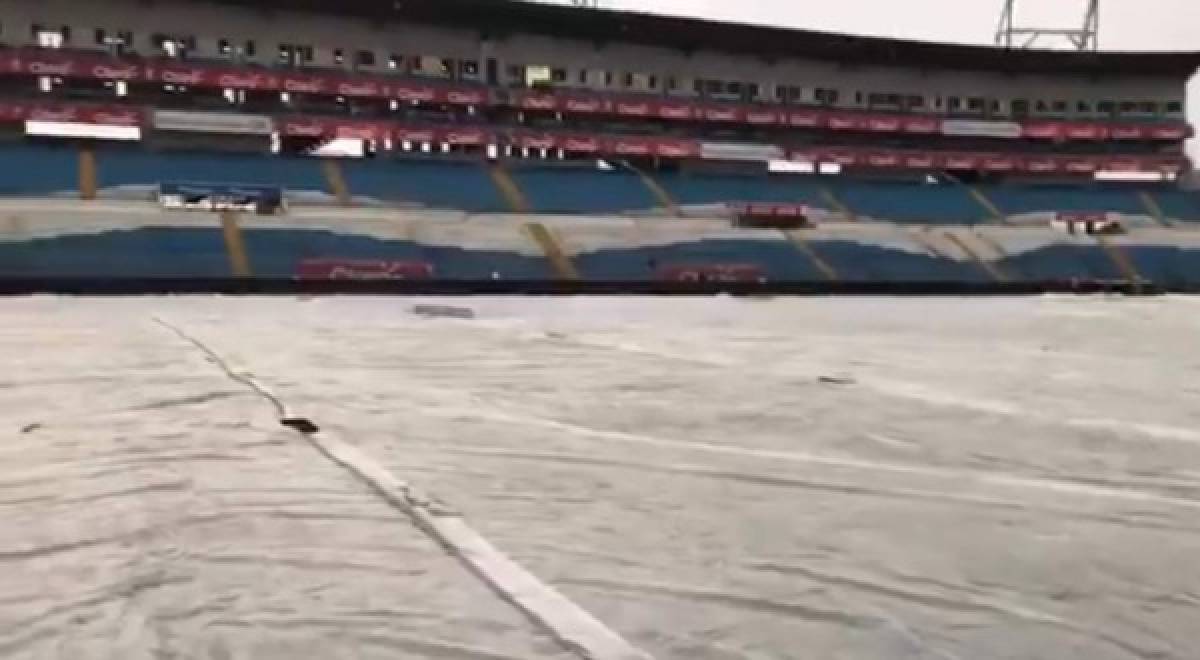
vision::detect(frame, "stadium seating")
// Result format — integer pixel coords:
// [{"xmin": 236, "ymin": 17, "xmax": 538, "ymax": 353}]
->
[
  {"xmin": 0, "ymin": 143, "xmax": 83, "ymax": 196},
  {"xmin": 984, "ymin": 184, "xmax": 1145, "ymax": 216},
  {"xmin": 1123, "ymin": 246, "xmax": 1200, "ymax": 284},
  {"xmin": 0, "ymin": 227, "xmax": 231, "ymax": 277},
  {"xmin": 575, "ymin": 239, "xmax": 824, "ymax": 281},
  {"xmin": 1153, "ymin": 190, "xmax": 1200, "ymax": 223},
  {"xmin": 241, "ymin": 229, "xmax": 551, "ymax": 279},
  {"xmin": 998, "ymin": 245, "xmax": 1122, "ymax": 281},
  {"xmin": 810, "ymin": 240, "xmax": 984, "ymax": 282},
  {"xmin": 661, "ymin": 172, "xmax": 826, "ymax": 208},
  {"xmin": 97, "ymin": 148, "xmax": 326, "ymax": 193},
  {"xmin": 339, "ymin": 159, "xmax": 503, "ymax": 211},
  {"xmin": 830, "ymin": 180, "xmax": 988, "ymax": 224},
  {"xmin": 510, "ymin": 166, "xmax": 657, "ymax": 214}
]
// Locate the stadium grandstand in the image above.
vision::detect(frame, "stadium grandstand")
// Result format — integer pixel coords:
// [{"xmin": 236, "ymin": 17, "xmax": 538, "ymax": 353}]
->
[{"xmin": 0, "ymin": 0, "xmax": 1198, "ymax": 289}]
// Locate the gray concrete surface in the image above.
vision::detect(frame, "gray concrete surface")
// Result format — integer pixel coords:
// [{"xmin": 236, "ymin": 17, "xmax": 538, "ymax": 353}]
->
[{"xmin": 3, "ymin": 295, "xmax": 1200, "ymax": 659}]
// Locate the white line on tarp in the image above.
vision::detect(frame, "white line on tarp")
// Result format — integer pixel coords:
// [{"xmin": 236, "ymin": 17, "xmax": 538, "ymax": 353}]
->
[{"xmin": 153, "ymin": 317, "xmax": 652, "ymax": 660}]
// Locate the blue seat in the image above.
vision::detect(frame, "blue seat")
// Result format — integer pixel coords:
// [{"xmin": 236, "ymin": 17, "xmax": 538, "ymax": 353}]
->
[
  {"xmin": 0, "ymin": 227, "xmax": 230, "ymax": 277},
  {"xmin": 0, "ymin": 143, "xmax": 83, "ymax": 196},
  {"xmin": 1122, "ymin": 246, "xmax": 1200, "ymax": 285},
  {"xmin": 1153, "ymin": 190, "xmax": 1200, "ymax": 223},
  {"xmin": 510, "ymin": 167, "xmax": 657, "ymax": 214},
  {"xmin": 831, "ymin": 181, "xmax": 986, "ymax": 224},
  {"xmin": 576, "ymin": 239, "xmax": 823, "ymax": 281},
  {"xmin": 97, "ymin": 149, "xmax": 326, "ymax": 192},
  {"xmin": 341, "ymin": 159, "xmax": 503, "ymax": 211},
  {"xmin": 811, "ymin": 240, "xmax": 984, "ymax": 282},
  {"xmin": 660, "ymin": 172, "xmax": 825, "ymax": 207},
  {"xmin": 985, "ymin": 185, "xmax": 1144, "ymax": 216},
  {"xmin": 998, "ymin": 245, "xmax": 1122, "ymax": 281}
]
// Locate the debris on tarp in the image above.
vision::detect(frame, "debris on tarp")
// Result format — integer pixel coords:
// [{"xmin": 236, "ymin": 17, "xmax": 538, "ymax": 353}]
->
[
  {"xmin": 818, "ymin": 376, "xmax": 856, "ymax": 386},
  {"xmin": 412, "ymin": 304, "xmax": 476, "ymax": 320},
  {"xmin": 281, "ymin": 418, "xmax": 320, "ymax": 434}
]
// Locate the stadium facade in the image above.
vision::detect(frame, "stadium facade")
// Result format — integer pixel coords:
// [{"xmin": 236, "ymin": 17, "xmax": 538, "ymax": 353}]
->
[{"xmin": 0, "ymin": 0, "xmax": 1199, "ymax": 290}]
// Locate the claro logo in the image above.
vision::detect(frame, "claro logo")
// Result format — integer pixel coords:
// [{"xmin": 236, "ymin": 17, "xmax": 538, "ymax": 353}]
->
[
  {"xmin": 284, "ymin": 78, "xmax": 325, "ymax": 93},
  {"xmin": 447, "ymin": 91, "xmax": 483, "ymax": 105},
  {"xmin": 92, "ymin": 111, "xmax": 139, "ymax": 125},
  {"xmin": 218, "ymin": 73, "xmax": 265, "ymax": 89},
  {"xmin": 29, "ymin": 108, "xmax": 78, "ymax": 122},
  {"xmin": 336, "ymin": 82, "xmax": 379, "ymax": 96},
  {"xmin": 162, "ymin": 70, "xmax": 207, "ymax": 85},
  {"xmin": 28, "ymin": 62, "xmax": 74, "ymax": 76},
  {"xmin": 92, "ymin": 64, "xmax": 139, "ymax": 79}
]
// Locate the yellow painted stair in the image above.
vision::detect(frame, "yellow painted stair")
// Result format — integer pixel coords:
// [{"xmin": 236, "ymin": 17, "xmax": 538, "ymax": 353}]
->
[
  {"xmin": 1138, "ymin": 190, "xmax": 1172, "ymax": 227},
  {"xmin": 488, "ymin": 164, "xmax": 531, "ymax": 213},
  {"xmin": 78, "ymin": 147, "xmax": 97, "ymax": 200},
  {"xmin": 524, "ymin": 222, "xmax": 579, "ymax": 280},
  {"xmin": 219, "ymin": 211, "xmax": 253, "ymax": 277},
  {"xmin": 322, "ymin": 160, "xmax": 352, "ymax": 207},
  {"xmin": 1095, "ymin": 234, "xmax": 1143, "ymax": 291},
  {"xmin": 968, "ymin": 186, "xmax": 1005, "ymax": 224},
  {"xmin": 820, "ymin": 186, "xmax": 856, "ymax": 222},
  {"xmin": 784, "ymin": 230, "xmax": 838, "ymax": 281}
]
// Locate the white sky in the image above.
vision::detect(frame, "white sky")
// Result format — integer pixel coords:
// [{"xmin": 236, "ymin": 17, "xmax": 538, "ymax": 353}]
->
[{"xmin": 568, "ymin": 0, "xmax": 1200, "ymax": 157}]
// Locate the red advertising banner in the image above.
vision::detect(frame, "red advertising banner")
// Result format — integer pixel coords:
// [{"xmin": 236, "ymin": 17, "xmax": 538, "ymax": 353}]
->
[
  {"xmin": 393, "ymin": 126, "xmax": 439, "ymax": 143},
  {"xmin": 901, "ymin": 117, "xmax": 941, "ymax": 134},
  {"xmin": 281, "ymin": 117, "xmax": 389, "ymax": 140},
  {"xmin": 826, "ymin": 114, "xmax": 864, "ymax": 131},
  {"xmin": 866, "ymin": 151, "xmax": 901, "ymax": 167},
  {"xmin": 865, "ymin": 116, "xmax": 903, "ymax": 132},
  {"xmin": 1024, "ymin": 157, "xmax": 1060, "ymax": 173},
  {"xmin": 786, "ymin": 110, "xmax": 823, "ymax": 128},
  {"xmin": 0, "ymin": 100, "xmax": 143, "ymax": 125},
  {"xmin": 1021, "ymin": 122, "xmax": 1063, "ymax": 140},
  {"xmin": 1108, "ymin": 125, "xmax": 1146, "ymax": 140},
  {"xmin": 562, "ymin": 134, "xmax": 602, "ymax": 153},
  {"xmin": 657, "ymin": 264, "xmax": 764, "ymax": 283},
  {"xmin": 657, "ymin": 101, "xmax": 695, "ymax": 120},
  {"xmin": 981, "ymin": 154, "xmax": 1018, "ymax": 171},
  {"xmin": 297, "ymin": 258, "xmax": 434, "ymax": 280}
]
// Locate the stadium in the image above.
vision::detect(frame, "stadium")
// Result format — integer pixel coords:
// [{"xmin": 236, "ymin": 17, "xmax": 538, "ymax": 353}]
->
[{"xmin": 2, "ymin": 1, "xmax": 1200, "ymax": 659}]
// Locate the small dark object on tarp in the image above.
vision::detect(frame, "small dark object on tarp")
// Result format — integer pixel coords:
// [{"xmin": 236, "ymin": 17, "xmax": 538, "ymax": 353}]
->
[
  {"xmin": 20, "ymin": 422, "xmax": 41, "ymax": 434},
  {"xmin": 281, "ymin": 418, "xmax": 320, "ymax": 434},
  {"xmin": 818, "ymin": 376, "xmax": 856, "ymax": 386},
  {"xmin": 412, "ymin": 304, "xmax": 476, "ymax": 320}
]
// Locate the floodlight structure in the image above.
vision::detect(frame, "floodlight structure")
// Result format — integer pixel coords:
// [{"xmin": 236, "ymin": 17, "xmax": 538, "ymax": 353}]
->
[{"xmin": 996, "ymin": 0, "xmax": 1099, "ymax": 51}]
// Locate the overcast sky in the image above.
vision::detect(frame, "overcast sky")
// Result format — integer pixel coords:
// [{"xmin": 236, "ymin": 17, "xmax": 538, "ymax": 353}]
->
[{"xmin": 570, "ymin": 0, "xmax": 1200, "ymax": 156}]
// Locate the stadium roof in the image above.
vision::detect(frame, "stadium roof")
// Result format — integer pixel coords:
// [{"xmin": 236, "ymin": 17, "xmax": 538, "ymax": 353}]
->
[{"xmin": 215, "ymin": 0, "xmax": 1200, "ymax": 76}]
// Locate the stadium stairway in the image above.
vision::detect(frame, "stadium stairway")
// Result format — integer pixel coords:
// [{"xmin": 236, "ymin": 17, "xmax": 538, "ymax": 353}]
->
[
  {"xmin": 522, "ymin": 222, "xmax": 580, "ymax": 280},
  {"xmin": 783, "ymin": 230, "xmax": 839, "ymax": 281},
  {"xmin": 78, "ymin": 148, "xmax": 98, "ymax": 200},
  {"xmin": 219, "ymin": 211, "xmax": 253, "ymax": 277},
  {"xmin": 630, "ymin": 167, "xmax": 680, "ymax": 216},
  {"xmin": 321, "ymin": 160, "xmax": 352, "ymax": 207},
  {"xmin": 967, "ymin": 185, "xmax": 1005, "ymax": 224},
  {"xmin": 820, "ymin": 186, "xmax": 856, "ymax": 222},
  {"xmin": 487, "ymin": 163, "xmax": 532, "ymax": 213}
]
